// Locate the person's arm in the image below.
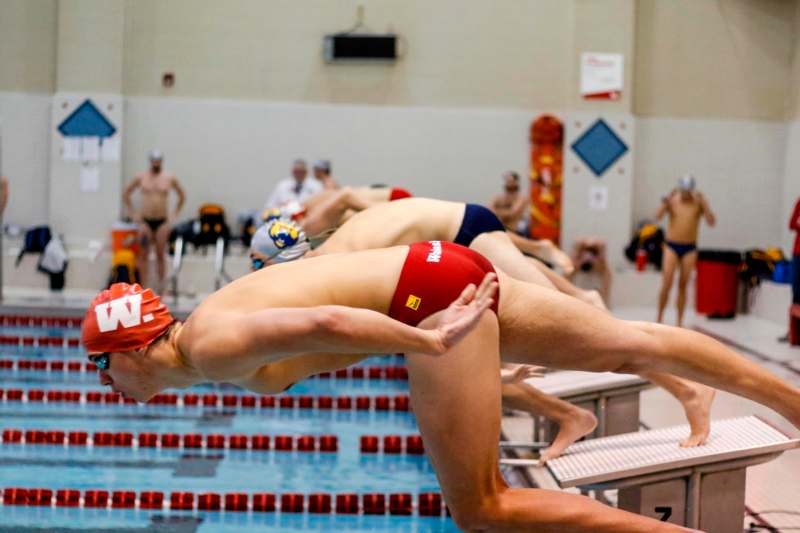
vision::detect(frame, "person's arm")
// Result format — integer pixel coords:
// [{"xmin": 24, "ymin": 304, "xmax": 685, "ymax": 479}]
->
[
  {"xmin": 170, "ymin": 177, "xmax": 186, "ymax": 221},
  {"xmin": 0, "ymin": 176, "xmax": 9, "ymax": 217},
  {"xmin": 122, "ymin": 177, "xmax": 142, "ymax": 221},
  {"xmin": 655, "ymin": 192, "xmax": 672, "ymax": 221},
  {"xmin": 789, "ymin": 199, "xmax": 800, "ymax": 231},
  {"xmin": 195, "ymin": 275, "xmax": 497, "ymax": 381},
  {"xmin": 238, "ymin": 352, "xmax": 368, "ymax": 394},
  {"xmin": 697, "ymin": 192, "xmax": 715, "ymax": 226}
]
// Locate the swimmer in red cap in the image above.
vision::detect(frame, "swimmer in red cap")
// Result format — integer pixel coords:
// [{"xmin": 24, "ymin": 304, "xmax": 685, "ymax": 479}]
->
[{"xmin": 83, "ymin": 247, "xmax": 800, "ymax": 532}]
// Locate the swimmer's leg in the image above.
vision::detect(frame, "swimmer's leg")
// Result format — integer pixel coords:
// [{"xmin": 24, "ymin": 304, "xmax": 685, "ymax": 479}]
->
[
  {"xmin": 154, "ymin": 222, "xmax": 171, "ymax": 291},
  {"xmin": 470, "ymin": 232, "xmax": 556, "ymax": 288},
  {"xmin": 506, "ymin": 232, "xmax": 574, "ymax": 275},
  {"xmin": 498, "ymin": 274, "xmax": 800, "ymax": 431},
  {"xmin": 470, "ymin": 231, "xmax": 606, "ymax": 310},
  {"xmin": 137, "ymin": 224, "xmax": 153, "ymax": 286},
  {"xmin": 658, "ymin": 246, "xmax": 679, "ymax": 323},
  {"xmin": 502, "ymin": 381, "xmax": 597, "ymax": 463},
  {"xmin": 639, "ymin": 371, "xmax": 715, "ymax": 447},
  {"xmin": 406, "ymin": 310, "xmax": 690, "ymax": 532},
  {"xmin": 676, "ymin": 250, "xmax": 698, "ymax": 328}
]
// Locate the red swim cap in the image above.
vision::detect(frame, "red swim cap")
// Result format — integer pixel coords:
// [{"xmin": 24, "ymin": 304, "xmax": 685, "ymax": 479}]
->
[
  {"xmin": 81, "ymin": 283, "xmax": 174, "ymax": 353},
  {"xmin": 389, "ymin": 187, "xmax": 413, "ymax": 201}
]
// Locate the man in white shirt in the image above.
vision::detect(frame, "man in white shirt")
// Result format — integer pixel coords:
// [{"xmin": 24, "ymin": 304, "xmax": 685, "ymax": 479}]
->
[{"xmin": 265, "ymin": 159, "xmax": 323, "ymax": 209}]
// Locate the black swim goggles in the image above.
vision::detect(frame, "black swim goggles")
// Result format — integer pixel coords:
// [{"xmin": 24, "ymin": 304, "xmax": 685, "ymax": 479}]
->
[
  {"xmin": 89, "ymin": 352, "xmax": 111, "ymax": 371},
  {"xmin": 251, "ymin": 257, "xmax": 266, "ymax": 270}
]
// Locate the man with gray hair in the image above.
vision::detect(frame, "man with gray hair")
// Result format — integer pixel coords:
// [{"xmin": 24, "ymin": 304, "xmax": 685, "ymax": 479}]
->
[
  {"xmin": 265, "ymin": 159, "xmax": 323, "ymax": 209},
  {"xmin": 655, "ymin": 174, "xmax": 716, "ymax": 327}
]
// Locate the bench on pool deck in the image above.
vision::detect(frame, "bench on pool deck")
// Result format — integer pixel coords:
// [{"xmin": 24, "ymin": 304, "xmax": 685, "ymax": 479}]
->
[
  {"xmin": 520, "ymin": 371, "xmax": 652, "ymax": 441},
  {"xmin": 537, "ymin": 416, "xmax": 799, "ymax": 531}
]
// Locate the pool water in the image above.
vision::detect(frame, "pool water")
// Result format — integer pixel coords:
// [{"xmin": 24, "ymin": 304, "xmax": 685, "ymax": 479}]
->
[{"xmin": 0, "ymin": 321, "xmax": 458, "ymax": 532}]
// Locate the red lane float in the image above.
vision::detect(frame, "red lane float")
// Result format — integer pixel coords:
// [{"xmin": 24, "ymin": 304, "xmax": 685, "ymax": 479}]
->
[
  {"xmin": 336, "ymin": 493, "xmax": 360, "ymax": 514},
  {"xmin": 390, "ymin": 493, "xmax": 413, "ymax": 515},
  {"xmin": 0, "ymin": 314, "xmax": 81, "ymax": 328},
  {"xmin": 281, "ymin": 493, "xmax": 304, "ymax": 513},
  {"xmin": 0, "ymin": 387, "xmax": 412, "ymax": 412},
  {"xmin": 0, "ymin": 429, "xmax": 338, "ymax": 453},
  {"xmin": 308, "ymin": 493, "xmax": 331, "ymax": 513},
  {"xmin": 0, "ymin": 487, "xmax": 444, "ymax": 516},
  {"xmin": 418, "ymin": 492, "xmax": 443, "ymax": 516},
  {"xmin": 362, "ymin": 493, "xmax": 386, "ymax": 515}
]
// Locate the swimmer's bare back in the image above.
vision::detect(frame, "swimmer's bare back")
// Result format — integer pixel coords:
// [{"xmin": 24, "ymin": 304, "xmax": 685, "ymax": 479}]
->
[{"xmin": 176, "ymin": 245, "xmax": 497, "ymax": 388}]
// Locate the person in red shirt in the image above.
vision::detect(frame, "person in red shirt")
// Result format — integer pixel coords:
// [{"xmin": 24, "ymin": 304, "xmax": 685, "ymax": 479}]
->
[{"xmin": 790, "ymin": 197, "xmax": 800, "ymax": 304}]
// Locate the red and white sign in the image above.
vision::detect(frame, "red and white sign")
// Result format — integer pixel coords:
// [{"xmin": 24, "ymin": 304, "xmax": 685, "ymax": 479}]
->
[{"xmin": 581, "ymin": 53, "xmax": 623, "ymax": 100}]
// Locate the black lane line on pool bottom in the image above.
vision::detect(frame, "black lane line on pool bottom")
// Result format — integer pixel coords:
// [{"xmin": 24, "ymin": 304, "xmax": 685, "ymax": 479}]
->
[
  {"xmin": 0, "ymin": 409, "xmax": 236, "ymax": 428},
  {"xmin": 0, "ymin": 515, "xmax": 203, "ymax": 533},
  {"xmin": 0, "ymin": 454, "xmax": 224, "ymax": 478}
]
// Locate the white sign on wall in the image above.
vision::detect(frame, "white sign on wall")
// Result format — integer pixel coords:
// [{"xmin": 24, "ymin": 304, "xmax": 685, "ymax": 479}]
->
[
  {"xmin": 580, "ymin": 53, "xmax": 623, "ymax": 100},
  {"xmin": 589, "ymin": 184, "xmax": 608, "ymax": 211}
]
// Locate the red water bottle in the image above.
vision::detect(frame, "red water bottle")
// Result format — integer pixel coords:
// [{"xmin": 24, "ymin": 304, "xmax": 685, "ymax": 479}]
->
[{"xmin": 635, "ymin": 249, "xmax": 647, "ymax": 272}]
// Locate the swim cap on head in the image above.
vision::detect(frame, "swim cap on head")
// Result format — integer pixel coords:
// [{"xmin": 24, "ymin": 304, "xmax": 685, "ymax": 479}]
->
[
  {"xmin": 148, "ymin": 149, "xmax": 163, "ymax": 162},
  {"xmin": 389, "ymin": 187, "xmax": 413, "ymax": 201},
  {"xmin": 251, "ymin": 219, "xmax": 310, "ymax": 263},
  {"xmin": 262, "ymin": 207, "xmax": 283, "ymax": 223},
  {"xmin": 313, "ymin": 159, "xmax": 331, "ymax": 173},
  {"xmin": 82, "ymin": 283, "xmax": 174, "ymax": 353},
  {"xmin": 677, "ymin": 174, "xmax": 696, "ymax": 191}
]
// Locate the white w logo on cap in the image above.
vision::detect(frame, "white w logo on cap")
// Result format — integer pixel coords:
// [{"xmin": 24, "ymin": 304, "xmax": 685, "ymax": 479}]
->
[{"xmin": 94, "ymin": 294, "xmax": 154, "ymax": 333}]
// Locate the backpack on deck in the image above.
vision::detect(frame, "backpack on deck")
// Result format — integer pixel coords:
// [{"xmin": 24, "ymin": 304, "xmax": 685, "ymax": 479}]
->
[
  {"xmin": 16, "ymin": 226, "xmax": 52, "ymax": 266},
  {"xmin": 740, "ymin": 248, "xmax": 784, "ymax": 288},
  {"xmin": 624, "ymin": 223, "xmax": 664, "ymax": 269},
  {"xmin": 195, "ymin": 203, "xmax": 230, "ymax": 248}
]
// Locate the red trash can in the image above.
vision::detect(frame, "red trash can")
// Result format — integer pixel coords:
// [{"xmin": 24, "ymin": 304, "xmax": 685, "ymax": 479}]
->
[
  {"xmin": 789, "ymin": 304, "xmax": 800, "ymax": 346},
  {"xmin": 695, "ymin": 250, "xmax": 741, "ymax": 318}
]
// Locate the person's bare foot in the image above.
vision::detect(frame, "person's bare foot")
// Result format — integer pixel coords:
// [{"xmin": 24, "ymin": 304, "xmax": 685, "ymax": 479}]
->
[
  {"xmin": 679, "ymin": 384, "xmax": 716, "ymax": 447},
  {"xmin": 539, "ymin": 408, "xmax": 598, "ymax": 464}
]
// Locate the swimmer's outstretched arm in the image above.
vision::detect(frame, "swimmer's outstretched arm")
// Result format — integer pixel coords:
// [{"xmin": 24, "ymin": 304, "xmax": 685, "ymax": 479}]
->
[{"xmin": 195, "ymin": 275, "xmax": 497, "ymax": 381}]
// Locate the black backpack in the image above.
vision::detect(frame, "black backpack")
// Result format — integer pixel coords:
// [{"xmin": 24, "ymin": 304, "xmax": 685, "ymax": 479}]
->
[
  {"xmin": 16, "ymin": 226, "xmax": 52, "ymax": 266},
  {"xmin": 625, "ymin": 223, "xmax": 664, "ymax": 269}
]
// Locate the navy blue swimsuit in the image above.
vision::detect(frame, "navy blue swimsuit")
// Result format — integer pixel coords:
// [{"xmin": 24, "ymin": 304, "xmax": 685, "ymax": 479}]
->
[{"xmin": 453, "ymin": 204, "xmax": 506, "ymax": 247}]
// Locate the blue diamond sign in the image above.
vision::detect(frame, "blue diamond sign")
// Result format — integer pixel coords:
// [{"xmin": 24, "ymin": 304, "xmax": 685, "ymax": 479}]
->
[
  {"xmin": 57, "ymin": 99, "xmax": 116, "ymax": 138},
  {"xmin": 570, "ymin": 119, "xmax": 628, "ymax": 177}
]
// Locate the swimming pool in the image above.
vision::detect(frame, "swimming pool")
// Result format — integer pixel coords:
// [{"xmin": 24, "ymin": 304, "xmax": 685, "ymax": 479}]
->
[{"xmin": 0, "ymin": 316, "xmax": 458, "ymax": 532}]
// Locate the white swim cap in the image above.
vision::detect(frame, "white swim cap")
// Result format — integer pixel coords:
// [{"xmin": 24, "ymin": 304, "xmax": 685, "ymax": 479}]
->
[
  {"xmin": 313, "ymin": 159, "xmax": 331, "ymax": 173},
  {"xmin": 677, "ymin": 174, "xmax": 696, "ymax": 191},
  {"xmin": 148, "ymin": 149, "xmax": 163, "ymax": 161},
  {"xmin": 251, "ymin": 219, "xmax": 310, "ymax": 263}
]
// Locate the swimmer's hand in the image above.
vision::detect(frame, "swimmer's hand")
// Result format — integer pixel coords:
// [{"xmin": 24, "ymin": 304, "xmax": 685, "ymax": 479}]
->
[
  {"xmin": 431, "ymin": 272, "xmax": 498, "ymax": 354},
  {"xmin": 500, "ymin": 365, "xmax": 545, "ymax": 384}
]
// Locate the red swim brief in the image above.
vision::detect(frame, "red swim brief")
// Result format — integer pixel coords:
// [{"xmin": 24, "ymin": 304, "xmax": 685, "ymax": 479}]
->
[
  {"xmin": 388, "ymin": 241, "xmax": 499, "ymax": 326},
  {"xmin": 389, "ymin": 187, "xmax": 413, "ymax": 201}
]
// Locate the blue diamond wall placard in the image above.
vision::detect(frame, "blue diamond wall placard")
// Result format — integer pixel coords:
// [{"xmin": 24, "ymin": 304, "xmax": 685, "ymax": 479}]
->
[
  {"xmin": 571, "ymin": 119, "xmax": 628, "ymax": 177},
  {"xmin": 57, "ymin": 99, "xmax": 116, "ymax": 138}
]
